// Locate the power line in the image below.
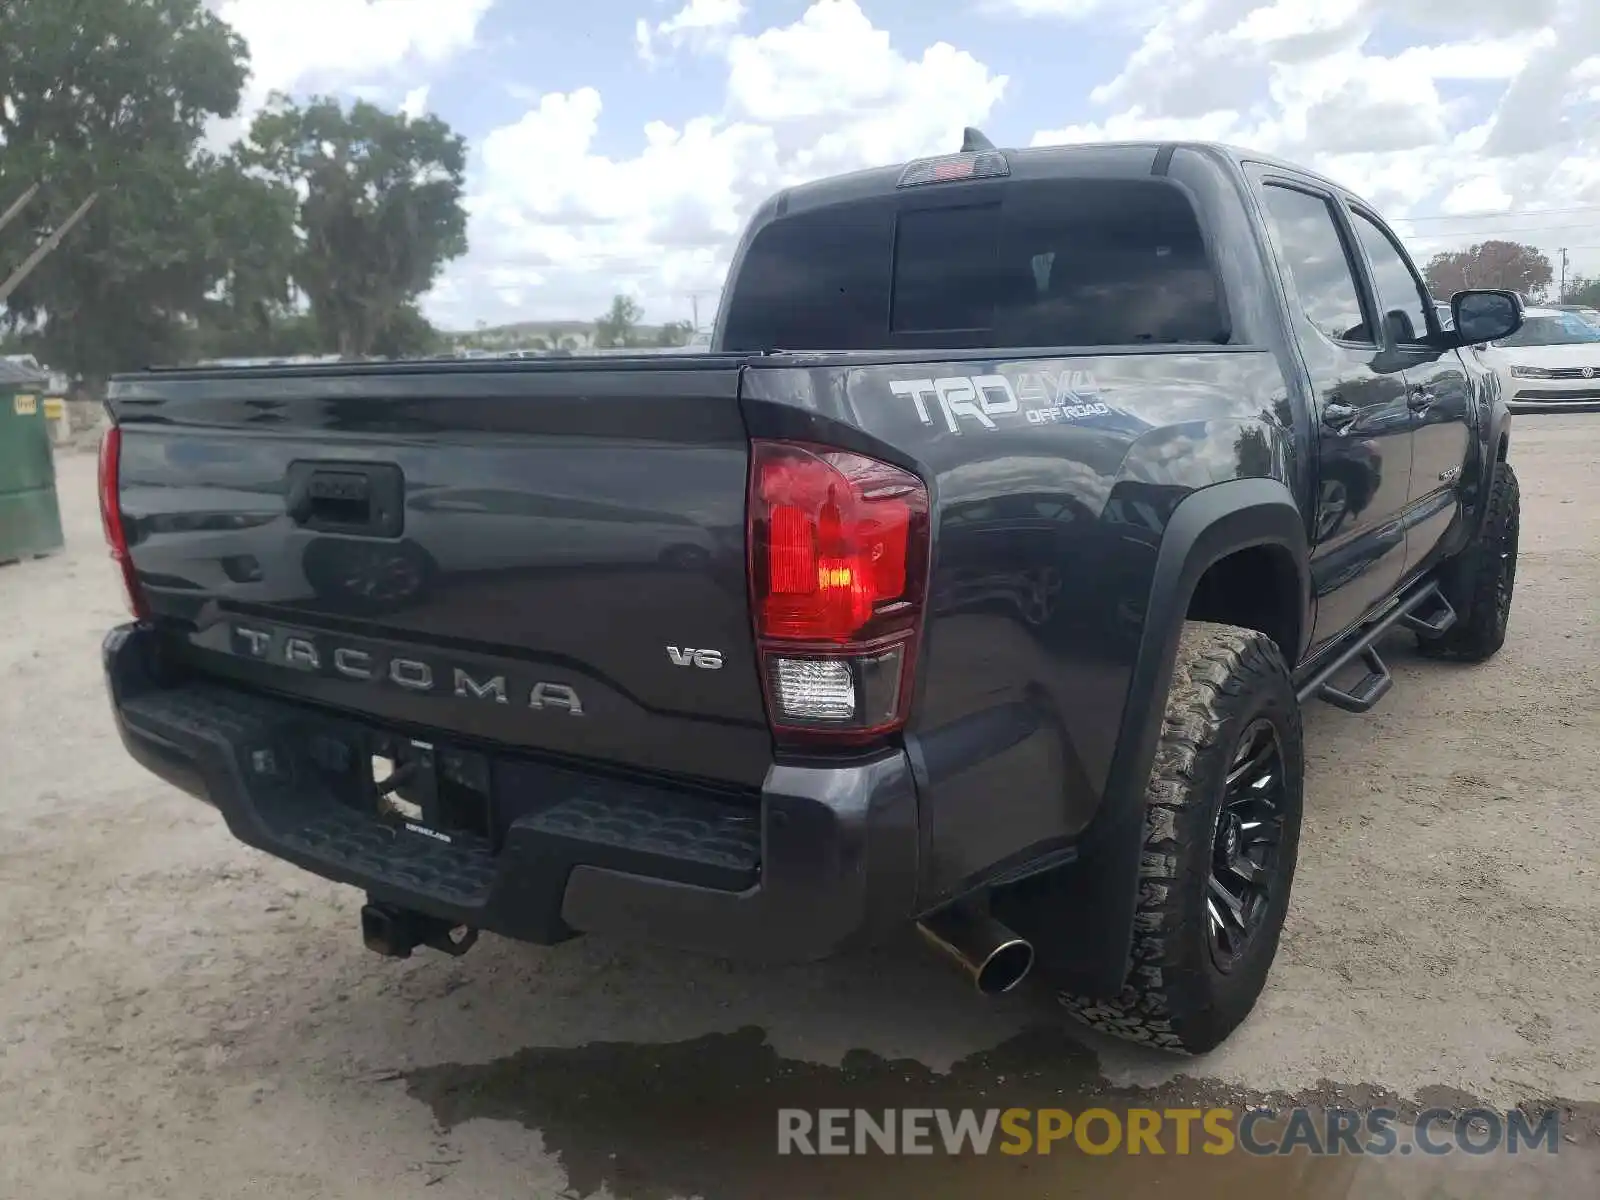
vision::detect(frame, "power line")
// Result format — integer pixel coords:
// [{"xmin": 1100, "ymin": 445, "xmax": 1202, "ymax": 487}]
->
[
  {"xmin": 1405, "ymin": 223, "xmax": 1600, "ymax": 239},
  {"xmin": 1391, "ymin": 203, "xmax": 1600, "ymax": 223},
  {"xmin": 1417, "ymin": 242, "xmax": 1600, "ymax": 252}
]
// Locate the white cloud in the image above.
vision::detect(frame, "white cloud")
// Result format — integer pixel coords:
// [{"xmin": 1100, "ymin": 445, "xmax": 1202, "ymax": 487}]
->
[
  {"xmin": 400, "ymin": 85, "xmax": 431, "ymax": 121},
  {"xmin": 983, "ymin": 0, "xmax": 1162, "ymax": 28},
  {"xmin": 1297, "ymin": 51, "xmax": 1451, "ymax": 154},
  {"xmin": 460, "ymin": 87, "xmax": 783, "ymax": 319},
  {"xmin": 1034, "ymin": 0, "xmax": 1600, "ymax": 264},
  {"xmin": 1390, "ymin": 33, "xmax": 1555, "ymax": 81},
  {"xmin": 1440, "ymin": 177, "xmax": 1516, "ymax": 216},
  {"xmin": 1030, "ymin": 107, "xmax": 1245, "ymax": 146},
  {"xmin": 638, "ymin": 0, "xmax": 747, "ymax": 62},
  {"xmin": 987, "ymin": 0, "xmax": 1112, "ymax": 15},
  {"xmin": 435, "ymin": 0, "xmax": 1007, "ymax": 328},
  {"xmin": 423, "ymin": 0, "xmax": 1600, "ymax": 328},
  {"xmin": 661, "ymin": 0, "xmax": 746, "ymax": 37},
  {"xmin": 211, "ymin": 0, "xmax": 491, "ymax": 137},
  {"xmin": 725, "ymin": 0, "xmax": 1002, "ymax": 126}
]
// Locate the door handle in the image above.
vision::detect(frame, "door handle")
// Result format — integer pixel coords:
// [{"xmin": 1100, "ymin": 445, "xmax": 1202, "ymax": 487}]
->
[
  {"xmin": 1321, "ymin": 400, "xmax": 1358, "ymax": 432},
  {"xmin": 1407, "ymin": 386, "xmax": 1435, "ymax": 412}
]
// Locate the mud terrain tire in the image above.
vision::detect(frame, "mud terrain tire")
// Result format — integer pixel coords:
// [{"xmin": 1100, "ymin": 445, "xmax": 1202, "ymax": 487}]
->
[
  {"xmin": 1416, "ymin": 460, "xmax": 1520, "ymax": 663},
  {"xmin": 1056, "ymin": 621, "xmax": 1305, "ymax": 1054}
]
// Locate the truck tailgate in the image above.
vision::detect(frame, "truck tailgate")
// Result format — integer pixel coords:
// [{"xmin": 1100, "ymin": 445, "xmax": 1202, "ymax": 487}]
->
[{"xmin": 108, "ymin": 360, "xmax": 774, "ymax": 788}]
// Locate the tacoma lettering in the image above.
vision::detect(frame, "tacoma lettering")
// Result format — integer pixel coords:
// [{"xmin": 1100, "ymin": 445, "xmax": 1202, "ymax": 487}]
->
[{"xmin": 227, "ymin": 624, "xmax": 582, "ymax": 715}]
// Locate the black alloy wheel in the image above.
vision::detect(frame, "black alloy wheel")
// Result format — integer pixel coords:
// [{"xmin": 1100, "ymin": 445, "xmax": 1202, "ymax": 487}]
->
[{"xmin": 1207, "ymin": 717, "xmax": 1287, "ymax": 972}]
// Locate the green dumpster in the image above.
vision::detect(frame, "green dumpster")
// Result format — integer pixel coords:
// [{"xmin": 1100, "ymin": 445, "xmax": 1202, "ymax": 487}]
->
[{"xmin": 0, "ymin": 357, "xmax": 65, "ymax": 563}]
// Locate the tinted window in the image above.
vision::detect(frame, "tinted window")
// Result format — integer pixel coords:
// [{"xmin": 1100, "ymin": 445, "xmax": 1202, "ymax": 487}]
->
[
  {"xmin": 1259, "ymin": 185, "xmax": 1369, "ymax": 344},
  {"xmin": 721, "ymin": 178, "xmax": 1225, "ymax": 352},
  {"xmin": 718, "ymin": 202, "xmax": 894, "ymax": 352},
  {"xmin": 891, "ymin": 204, "xmax": 999, "ymax": 331},
  {"xmin": 1350, "ymin": 210, "xmax": 1431, "ymax": 344}
]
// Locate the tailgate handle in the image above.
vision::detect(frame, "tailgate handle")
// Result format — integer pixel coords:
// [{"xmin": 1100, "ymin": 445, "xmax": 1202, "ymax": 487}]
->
[
  {"xmin": 290, "ymin": 471, "xmax": 371, "ymax": 526},
  {"xmin": 286, "ymin": 461, "xmax": 404, "ymax": 537}
]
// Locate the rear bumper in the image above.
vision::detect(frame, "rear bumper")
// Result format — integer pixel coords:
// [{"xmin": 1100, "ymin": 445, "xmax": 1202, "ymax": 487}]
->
[{"xmin": 104, "ymin": 624, "xmax": 919, "ymax": 964}]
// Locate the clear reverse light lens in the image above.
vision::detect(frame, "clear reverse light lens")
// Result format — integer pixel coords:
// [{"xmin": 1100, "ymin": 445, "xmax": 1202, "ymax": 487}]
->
[{"xmin": 771, "ymin": 658, "xmax": 856, "ymax": 722}]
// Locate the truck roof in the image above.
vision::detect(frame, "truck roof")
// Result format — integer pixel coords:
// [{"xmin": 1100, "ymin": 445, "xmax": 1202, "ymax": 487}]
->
[{"xmin": 772, "ymin": 138, "xmax": 1377, "ymax": 219}]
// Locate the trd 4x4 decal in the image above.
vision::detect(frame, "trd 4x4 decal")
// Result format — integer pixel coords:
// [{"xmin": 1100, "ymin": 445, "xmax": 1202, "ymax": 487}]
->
[{"xmin": 891, "ymin": 370, "xmax": 1110, "ymax": 433}]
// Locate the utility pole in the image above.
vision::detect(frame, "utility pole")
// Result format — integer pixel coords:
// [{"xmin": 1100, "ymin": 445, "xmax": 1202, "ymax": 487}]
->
[
  {"xmin": 686, "ymin": 292, "xmax": 703, "ymax": 331},
  {"xmin": 0, "ymin": 191, "xmax": 99, "ymax": 305},
  {"xmin": 684, "ymin": 290, "xmax": 717, "ymax": 332},
  {"xmin": 1559, "ymin": 248, "xmax": 1569, "ymax": 300},
  {"xmin": 0, "ymin": 184, "xmax": 41, "ymax": 237}
]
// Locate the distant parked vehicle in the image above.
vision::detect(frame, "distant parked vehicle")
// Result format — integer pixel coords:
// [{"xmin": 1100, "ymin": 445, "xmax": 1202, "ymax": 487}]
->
[{"xmin": 1474, "ymin": 305, "xmax": 1600, "ymax": 410}]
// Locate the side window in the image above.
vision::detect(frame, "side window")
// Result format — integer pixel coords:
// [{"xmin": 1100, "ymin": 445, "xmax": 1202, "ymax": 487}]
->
[
  {"xmin": 1350, "ymin": 209, "xmax": 1432, "ymax": 344},
  {"xmin": 1259, "ymin": 184, "xmax": 1370, "ymax": 344}
]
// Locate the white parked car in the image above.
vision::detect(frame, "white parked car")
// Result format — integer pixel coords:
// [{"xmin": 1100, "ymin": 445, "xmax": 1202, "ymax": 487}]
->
[{"xmin": 1473, "ymin": 305, "xmax": 1600, "ymax": 410}]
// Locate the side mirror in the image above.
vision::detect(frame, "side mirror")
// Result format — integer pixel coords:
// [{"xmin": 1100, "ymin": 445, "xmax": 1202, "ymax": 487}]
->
[{"xmin": 1450, "ymin": 290, "xmax": 1523, "ymax": 346}]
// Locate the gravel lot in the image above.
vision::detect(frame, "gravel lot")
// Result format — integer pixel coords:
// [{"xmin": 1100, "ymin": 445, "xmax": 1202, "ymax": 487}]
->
[{"xmin": 2, "ymin": 420, "xmax": 1596, "ymax": 1198}]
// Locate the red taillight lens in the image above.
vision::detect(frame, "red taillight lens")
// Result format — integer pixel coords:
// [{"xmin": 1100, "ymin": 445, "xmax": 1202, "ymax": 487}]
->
[
  {"xmin": 748, "ymin": 440, "xmax": 930, "ymax": 742},
  {"xmin": 98, "ymin": 426, "xmax": 148, "ymax": 620}
]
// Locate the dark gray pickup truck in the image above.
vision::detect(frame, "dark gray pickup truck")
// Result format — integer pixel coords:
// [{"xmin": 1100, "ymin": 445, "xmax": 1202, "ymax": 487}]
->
[{"xmin": 99, "ymin": 131, "xmax": 1524, "ymax": 1054}]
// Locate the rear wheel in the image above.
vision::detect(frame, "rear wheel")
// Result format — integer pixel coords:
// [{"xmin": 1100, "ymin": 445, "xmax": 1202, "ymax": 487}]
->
[
  {"xmin": 1053, "ymin": 622, "xmax": 1304, "ymax": 1054},
  {"xmin": 1416, "ymin": 460, "xmax": 1519, "ymax": 663}
]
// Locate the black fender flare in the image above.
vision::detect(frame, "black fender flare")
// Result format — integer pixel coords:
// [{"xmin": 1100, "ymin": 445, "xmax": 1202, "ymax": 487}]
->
[
  {"xmin": 1021, "ymin": 477, "xmax": 1310, "ymax": 998},
  {"xmin": 1472, "ymin": 403, "xmax": 1514, "ymax": 538}
]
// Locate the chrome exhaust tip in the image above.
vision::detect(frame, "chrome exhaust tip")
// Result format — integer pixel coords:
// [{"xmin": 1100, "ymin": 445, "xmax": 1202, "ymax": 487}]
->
[{"xmin": 917, "ymin": 906, "xmax": 1035, "ymax": 996}]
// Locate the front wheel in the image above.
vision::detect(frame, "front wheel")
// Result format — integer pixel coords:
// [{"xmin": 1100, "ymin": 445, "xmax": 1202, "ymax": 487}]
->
[
  {"xmin": 1416, "ymin": 459, "xmax": 1520, "ymax": 662},
  {"xmin": 1054, "ymin": 621, "xmax": 1305, "ymax": 1054}
]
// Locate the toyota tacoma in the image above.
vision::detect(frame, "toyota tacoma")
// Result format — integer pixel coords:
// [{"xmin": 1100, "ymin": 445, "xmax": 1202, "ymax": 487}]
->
[{"xmin": 99, "ymin": 132, "xmax": 1524, "ymax": 1054}]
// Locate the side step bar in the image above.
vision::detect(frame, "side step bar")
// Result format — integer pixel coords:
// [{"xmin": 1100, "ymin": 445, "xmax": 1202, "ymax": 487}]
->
[{"xmin": 1296, "ymin": 583, "xmax": 1457, "ymax": 714}]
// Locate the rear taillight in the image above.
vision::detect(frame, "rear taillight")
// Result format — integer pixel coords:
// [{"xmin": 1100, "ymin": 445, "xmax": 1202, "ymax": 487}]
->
[
  {"xmin": 98, "ymin": 426, "xmax": 148, "ymax": 620},
  {"xmin": 748, "ymin": 440, "xmax": 930, "ymax": 744}
]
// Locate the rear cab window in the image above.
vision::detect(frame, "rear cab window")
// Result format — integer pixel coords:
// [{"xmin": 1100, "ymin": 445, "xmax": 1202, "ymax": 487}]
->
[{"xmin": 720, "ymin": 176, "xmax": 1228, "ymax": 352}]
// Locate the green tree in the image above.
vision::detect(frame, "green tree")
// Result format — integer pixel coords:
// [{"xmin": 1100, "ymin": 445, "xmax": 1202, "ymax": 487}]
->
[
  {"xmin": 236, "ymin": 94, "xmax": 468, "ymax": 358},
  {"xmin": 1559, "ymin": 275, "xmax": 1600, "ymax": 308},
  {"xmin": 1424, "ymin": 241, "xmax": 1554, "ymax": 301},
  {"xmin": 182, "ymin": 158, "xmax": 302, "ymax": 353},
  {"xmin": 370, "ymin": 304, "xmax": 443, "ymax": 359},
  {"xmin": 594, "ymin": 294, "xmax": 643, "ymax": 348},
  {"xmin": 0, "ymin": 0, "xmax": 289, "ymax": 381},
  {"xmin": 654, "ymin": 319, "xmax": 694, "ymax": 347},
  {"xmin": 183, "ymin": 308, "xmax": 321, "ymax": 363},
  {"xmin": 1232, "ymin": 425, "xmax": 1276, "ymax": 479}
]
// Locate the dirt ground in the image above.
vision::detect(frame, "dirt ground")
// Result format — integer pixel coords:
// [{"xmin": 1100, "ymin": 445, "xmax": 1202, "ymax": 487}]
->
[{"xmin": 2, "ymin": 419, "xmax": 1597, "ymax": 1199}]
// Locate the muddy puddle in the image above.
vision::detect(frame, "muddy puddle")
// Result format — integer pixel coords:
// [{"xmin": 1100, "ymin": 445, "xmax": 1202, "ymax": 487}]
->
[{"xmin": 405, "ymin": 1024, "xmax": 1599, "ymax": 1199}]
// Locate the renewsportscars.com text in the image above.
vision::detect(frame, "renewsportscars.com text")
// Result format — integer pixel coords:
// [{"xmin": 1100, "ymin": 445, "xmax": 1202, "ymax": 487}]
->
[{"xmin": 776, "ymin": 1107, "xmax": 1563, "ymax": 1157}]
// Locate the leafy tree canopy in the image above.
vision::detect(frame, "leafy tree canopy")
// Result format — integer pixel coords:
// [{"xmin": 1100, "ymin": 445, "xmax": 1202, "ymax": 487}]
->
[
  {"xmin": 0, "ymin": 0, "xmax": 276, "ymax": 379},
  {"xmin": 1424, "ymin": 241, "xmax": 1554, "ymax": 302},
  {"xmin": 594, "ymin": 294, "xmax": 645, "ymax": 348},
  {"xmin": 235, "ymin": 94, "xmax": 468, "ymax": 358}
]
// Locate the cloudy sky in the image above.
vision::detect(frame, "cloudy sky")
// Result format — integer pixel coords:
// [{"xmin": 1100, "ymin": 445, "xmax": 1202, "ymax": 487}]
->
[{"xmin": 212, "ymin": 0, "xmax": 1600, "ymax": 332}]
